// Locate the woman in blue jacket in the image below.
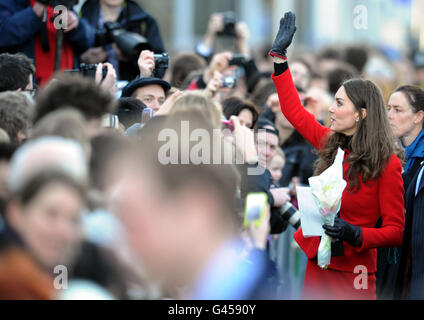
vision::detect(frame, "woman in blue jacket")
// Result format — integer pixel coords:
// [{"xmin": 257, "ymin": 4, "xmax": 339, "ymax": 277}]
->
[{"xmin": 383, "ymin": 85, "xmax": 424, "ymax": 299}]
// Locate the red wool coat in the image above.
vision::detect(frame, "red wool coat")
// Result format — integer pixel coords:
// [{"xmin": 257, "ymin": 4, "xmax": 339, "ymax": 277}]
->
[{"xmin": 272, "ymin": 68, "xmax": 405, "ymax": 299}]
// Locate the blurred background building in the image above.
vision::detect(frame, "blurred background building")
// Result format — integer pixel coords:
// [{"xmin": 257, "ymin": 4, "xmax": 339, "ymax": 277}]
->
[{"xmin": 75, "ymin": 0, "xmax": 422, "ymax": 55}]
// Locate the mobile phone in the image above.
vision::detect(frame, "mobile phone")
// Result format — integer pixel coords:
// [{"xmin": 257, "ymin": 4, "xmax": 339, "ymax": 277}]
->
[
  {"xmin": 244, "ymin": 193, "xmax": 268, "ymax": 228},
  {"xmin": 221, "ymin": 120, "xmax": 234, "ymax": 132},
  {"xmin": 141, "ymin": 108, "xmax": 153, "ymax": 126}
]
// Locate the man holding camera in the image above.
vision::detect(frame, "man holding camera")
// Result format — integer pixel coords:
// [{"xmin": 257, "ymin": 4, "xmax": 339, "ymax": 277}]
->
[
  {"xmin": 80, "ymin": 0, "xmax": 165, "ymax": 81},
  {"xmin": 121, "ymin": 50, "xmax": 170, "ymax": 115},
  {"xmin": 0, "ymin": 0, "xmax": 93, "ymax": 85},
  {"xmin": 199, "ymin": 13, "xmax": 267, "ymax": 88},
  {"xmin": 197, "ymin": 12, "xmax": 249, "ymax": 62}
]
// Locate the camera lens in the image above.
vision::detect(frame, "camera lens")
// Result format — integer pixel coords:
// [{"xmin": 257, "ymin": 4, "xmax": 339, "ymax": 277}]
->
[
  {"xmin": 280, "ymin": 202, "xmax": 301, "ymax": 230},
  {"xmin": 222, "ymin": 77, "xmax": 236, "ymax": 89}
]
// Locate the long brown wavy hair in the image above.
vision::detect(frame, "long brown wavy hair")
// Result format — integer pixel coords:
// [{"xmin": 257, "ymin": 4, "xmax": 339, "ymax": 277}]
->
[{"xmin": 314, "ymin": 79, "xmax": 401, "ymax": 192}]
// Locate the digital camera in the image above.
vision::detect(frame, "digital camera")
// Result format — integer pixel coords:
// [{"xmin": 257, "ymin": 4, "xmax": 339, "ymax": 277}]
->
[
  {"xmin": 95, "ymin": 21, "xmax": 152, "ymax": 58},
  {"xmin": 217, "ymin": 12, "xmax": 237, "ymax": 37},
  {"xmin": 154, "ymin": 53, "xmax": 169, "ymax": 70},
  {"xmin": 65, "ymin": 63, "xmax": 108, "ymax": 81},
  {"xmin": 280, "ymin": 202, "xmax": 301, "ymax": 230}
]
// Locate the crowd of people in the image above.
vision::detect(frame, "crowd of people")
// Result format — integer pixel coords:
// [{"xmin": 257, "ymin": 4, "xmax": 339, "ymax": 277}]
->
[{"xmin": 0, "ymin": 1, "xmax": 423, "ymax": 300}]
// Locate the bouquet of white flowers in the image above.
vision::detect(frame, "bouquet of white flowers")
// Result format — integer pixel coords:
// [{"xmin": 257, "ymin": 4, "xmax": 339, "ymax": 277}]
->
[{"xmin": 308, "ymin": 148, "xmax": 347, "ymax": 269}]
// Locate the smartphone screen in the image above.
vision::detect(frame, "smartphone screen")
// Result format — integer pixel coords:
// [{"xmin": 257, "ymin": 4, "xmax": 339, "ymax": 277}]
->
[
  {"xmin": 221, "ymin": 120, "xmax": 234, "ymax": 132},
  {"xmin": 141, "ymin": 108, "xmax": 153, "ymax": 126},
  {"xmin": 244, "ymin": 193, "xmax": 268, "ymax": 228}
]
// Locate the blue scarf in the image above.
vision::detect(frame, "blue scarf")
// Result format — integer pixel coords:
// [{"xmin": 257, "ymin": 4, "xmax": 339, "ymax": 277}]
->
[{"xmin": 404, "ymin": 129, "xmax": 424, "ymax": 174}]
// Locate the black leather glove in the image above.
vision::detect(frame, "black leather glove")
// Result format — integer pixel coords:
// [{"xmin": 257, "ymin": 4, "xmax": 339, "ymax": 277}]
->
[
  {"xmin": 269, "ymin": 11, "xmax": 297, "ymax": 60},
  {"xmin": 331, "ymin": 237, "xmax": 345, "ymax": 257},
  {"xmin": 323, "ymin": 217, "xmax": 362, "ymax": 247}
]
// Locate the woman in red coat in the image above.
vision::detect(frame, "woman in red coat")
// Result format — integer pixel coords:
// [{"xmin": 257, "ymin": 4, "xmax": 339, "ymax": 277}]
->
[{"xmin": 269, "ymin": 12, "xmax": 405, "ymax": 299}]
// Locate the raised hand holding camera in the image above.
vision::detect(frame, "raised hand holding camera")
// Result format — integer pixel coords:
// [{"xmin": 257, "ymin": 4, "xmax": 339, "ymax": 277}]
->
[
  {"xmin": 96, "ymin": 63, "xmax": 117, "ymax": 94},
  {"xmin": 153, "ymin": 53, "xmax": 169, "ymax": 79},
  {"xmin": 138, "ymin": 50, "xmax": 155, "ymax": 78},
  {"xmin": 206, "ymin": 13, "xmax": 224, "ymax": 38},
  {"xmin": 203, "ymin": 51, "xmax": 232, "ymax": 83},
  {"xmin": 235, "ymin": 22, "xmax": 251, "ymax": 60}
]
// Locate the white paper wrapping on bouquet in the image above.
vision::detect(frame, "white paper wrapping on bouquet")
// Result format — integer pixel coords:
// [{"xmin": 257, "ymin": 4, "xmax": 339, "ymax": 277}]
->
[
  {"xmin": 308, "ymin": 148, "xmax": 347, "ymax": 269},
  {"xmin": 297, "ymin": 186, "xmax": 324, "ymax": 237}
]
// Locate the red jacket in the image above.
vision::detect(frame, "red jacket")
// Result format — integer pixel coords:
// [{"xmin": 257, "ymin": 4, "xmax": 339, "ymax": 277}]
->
[
  {"xmin": 272, "ymin": 68, "xmax": 405, "ymax": 274},
  {"xmin": 29, "ymin": 0, "xmax": 74, "ymax": 86}
]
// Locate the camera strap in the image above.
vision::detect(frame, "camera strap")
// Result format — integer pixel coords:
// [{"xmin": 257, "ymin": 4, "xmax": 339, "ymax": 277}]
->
[{"xmin": 40, "ymin": 8, "xmax": 50, "ymax": 52}]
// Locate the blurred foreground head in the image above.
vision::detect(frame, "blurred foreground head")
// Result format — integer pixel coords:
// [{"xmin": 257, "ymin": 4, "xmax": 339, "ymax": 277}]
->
[
  {"xmin": 113, "ymin": 112, "xmax": 240, "ymax": 290},
  {"xmin": 3, "ymin": 135, "xmax": 89, "ymax": 275},
  {"xmin": 30, "ymin": 108, "xmax": 91, "ymax": 160},
  {"xmin": 5, "ymin": 171, "xmax": 86, "ymax": 271},
  {"xmin": 34, "ymin": 75, "xmax": 116, "ymax": 137},
  {"xmin": 168, "ymin": 91, "xmax": 223, "ymax": 129}
]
